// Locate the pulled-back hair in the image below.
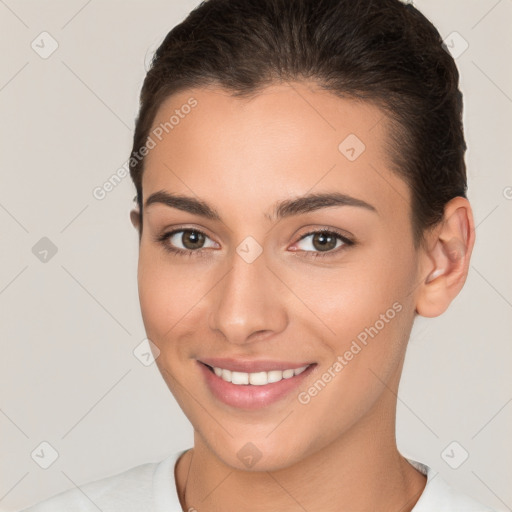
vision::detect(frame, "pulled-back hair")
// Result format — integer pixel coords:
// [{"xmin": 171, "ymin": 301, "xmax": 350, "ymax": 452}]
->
[{"xmin": 129, "ymin": 0, "xmax": 466, "ymax": 247}]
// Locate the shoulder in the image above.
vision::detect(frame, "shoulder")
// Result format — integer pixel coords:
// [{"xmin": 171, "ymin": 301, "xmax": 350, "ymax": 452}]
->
[
  {"xmin": 18, "ymin": 452, "xmax": 181, "ymax": 512},
  {"xmin": 407, "ymin": 459, "xmax": 497, "ymax": 512}
]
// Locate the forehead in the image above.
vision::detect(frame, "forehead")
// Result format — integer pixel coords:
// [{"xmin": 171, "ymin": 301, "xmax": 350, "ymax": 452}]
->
[{"xmin": 141, "ymin": 82, "xmax": 410, "ymax": 221}]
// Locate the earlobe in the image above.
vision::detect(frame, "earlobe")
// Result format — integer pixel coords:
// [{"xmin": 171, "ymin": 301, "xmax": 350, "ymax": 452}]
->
[{"xmin": 415, "ymin": 197, "xmax": 475, "ymax": 318}]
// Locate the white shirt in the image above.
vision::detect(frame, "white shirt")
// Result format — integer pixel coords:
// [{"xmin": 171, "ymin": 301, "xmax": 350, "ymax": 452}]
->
[{"xmin": 20, "ymin": 449, "xmax": 496, "ymax": 512}]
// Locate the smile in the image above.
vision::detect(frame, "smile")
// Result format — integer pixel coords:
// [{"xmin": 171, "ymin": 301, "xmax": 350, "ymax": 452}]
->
[
  {"xmin": 207, "ymin": 364, "xmax": 310, "ymax": 386},
  {"xmin": 198, "ymin": 359, "xmax": 317, "ymax": 409}
]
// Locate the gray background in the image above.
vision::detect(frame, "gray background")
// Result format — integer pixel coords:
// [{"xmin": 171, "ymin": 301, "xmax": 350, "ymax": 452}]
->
[{"xmin": 0, "ymin": 0, "xmax": 511, "ymax": 510}]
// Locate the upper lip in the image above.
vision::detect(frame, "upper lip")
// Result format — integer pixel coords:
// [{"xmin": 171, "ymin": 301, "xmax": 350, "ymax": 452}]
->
[{"xmin": 199, "ymin": 358, "xmax": 314, "ymax": 373}]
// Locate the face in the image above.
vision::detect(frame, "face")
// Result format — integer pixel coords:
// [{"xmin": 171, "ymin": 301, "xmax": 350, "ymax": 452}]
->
[{"xmin": 135, "ymin": 82, "xmax": 423, "ymax": 471}]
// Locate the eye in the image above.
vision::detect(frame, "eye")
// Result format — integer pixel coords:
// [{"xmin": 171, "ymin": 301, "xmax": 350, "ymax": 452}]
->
[
  {"xmin": 156, "ymin": 228, "xmax": 218, "ymax": 256},
  {"xmin": 155, "ymin": 226, "xmax": 355, "ymax": 259},
  {"xmin": 292, "ymin": 228, "xmax": 354, "ymax": 258}
]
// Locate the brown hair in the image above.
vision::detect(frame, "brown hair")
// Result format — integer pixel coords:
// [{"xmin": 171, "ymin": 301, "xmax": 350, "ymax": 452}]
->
[{"xmin": 129, "ymin": 0, "xmax": 467, "ymax": 246}]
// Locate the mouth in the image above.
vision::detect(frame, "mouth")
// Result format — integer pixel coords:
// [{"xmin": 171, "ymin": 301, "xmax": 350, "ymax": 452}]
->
[
  {"xmin": 201, "ymin": 361, "xmax": 311, "ymax": 385},
  {"xmin": 197, "ymin": 359, "xmax": 317, "ymax": 410}
]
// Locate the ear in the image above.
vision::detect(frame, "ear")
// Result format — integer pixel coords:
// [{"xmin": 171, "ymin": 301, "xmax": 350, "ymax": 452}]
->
[
  {"xmin": 130, "ymin": 206, "xmax": 141, "ymax": 232},
  {"xmin": 415, "ymin": 196, "xmax": 475, "ymax": 318}
]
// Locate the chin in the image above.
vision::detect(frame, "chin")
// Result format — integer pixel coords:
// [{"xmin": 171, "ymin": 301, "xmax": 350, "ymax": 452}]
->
[{"xmin": 201, "ymin": 429, "xmax": 314, "ymax": 472}]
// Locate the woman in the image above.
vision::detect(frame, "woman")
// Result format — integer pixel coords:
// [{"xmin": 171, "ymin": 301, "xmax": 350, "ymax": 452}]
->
[{"xmin": 22, "ymin": 0, "xmax": 496, "ymax": 510}]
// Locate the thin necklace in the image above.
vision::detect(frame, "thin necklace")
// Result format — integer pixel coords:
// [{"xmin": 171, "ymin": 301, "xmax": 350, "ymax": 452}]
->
[{"xmin": 180, "ymin": 449, "xmax": 193, "ymax": 511}]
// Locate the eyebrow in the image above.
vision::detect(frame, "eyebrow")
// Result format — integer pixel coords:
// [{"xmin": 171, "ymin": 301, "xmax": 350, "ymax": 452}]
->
[{"xmin": 144, "ymin": 190, "xmax": 377, "ymax": 222}]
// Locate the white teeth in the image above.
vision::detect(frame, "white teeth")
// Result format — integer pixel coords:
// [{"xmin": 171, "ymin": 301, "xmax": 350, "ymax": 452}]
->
[
  {"xmin": 231, "ymin": 371, "xmax": 249, "ymax": 385},
  {"xmin": 267, "ymin": 370, "xmax": 283, "ymax": 383},
  {"xmin": 210, "ymin": 364, "xmax": 310, "ymax": 386},
  {"xmin": 294, "ymin": 365, "xmax": 308, "ymax": 376},
  {"xmin": 248, "ymin": 371, "xmax": 268, "ymax": 386}
]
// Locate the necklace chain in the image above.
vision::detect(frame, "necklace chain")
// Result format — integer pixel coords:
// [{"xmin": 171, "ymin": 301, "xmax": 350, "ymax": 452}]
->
[{"xmin": 180, "ymin": 449, "xmax": 193, "ymax": 511}]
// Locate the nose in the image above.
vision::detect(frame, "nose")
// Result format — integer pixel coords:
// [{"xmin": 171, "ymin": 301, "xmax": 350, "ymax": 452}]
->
[{"xmin": 208, "ymin": 247, "xmax": 288, "ymax": 345}]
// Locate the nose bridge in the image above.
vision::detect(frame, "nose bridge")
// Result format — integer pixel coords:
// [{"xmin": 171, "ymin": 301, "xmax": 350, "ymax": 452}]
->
[{"xmin": 208, "ymin": 246, "xmax": 286, "ymax": 344}]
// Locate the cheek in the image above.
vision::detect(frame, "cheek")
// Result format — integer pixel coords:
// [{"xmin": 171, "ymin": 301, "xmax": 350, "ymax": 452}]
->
[
  {"xmin": 298, "ymin": 242, "xmax": 418, "ymax": 390},
  {"xmin": 296, "ymin": 249, "xmax": 415, "ymax": 339},
  {"xmin": 137, "ymin": 247, "xmax": 188, "ymax": 343},
  {"xmin": 137, "ymin": 244, "xmax": 205, "ymax": 328}
]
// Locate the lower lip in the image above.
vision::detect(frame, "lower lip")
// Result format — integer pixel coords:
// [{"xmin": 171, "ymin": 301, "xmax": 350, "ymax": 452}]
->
[{"xmin": 198, "ymin": 361, "xmax": 316, "ymax": 410}]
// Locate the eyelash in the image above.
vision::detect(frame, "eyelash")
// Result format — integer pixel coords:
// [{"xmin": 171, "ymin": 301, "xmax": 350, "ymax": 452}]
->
[{"xmin": 155, "ymin": 227, "xmax": 355, "ymax": 259}]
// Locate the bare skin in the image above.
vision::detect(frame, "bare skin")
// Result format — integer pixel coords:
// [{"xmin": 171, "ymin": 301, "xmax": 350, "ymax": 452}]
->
[{"xmin": 130, "ymin": 82, "xmax": 475, "ymax": 511}]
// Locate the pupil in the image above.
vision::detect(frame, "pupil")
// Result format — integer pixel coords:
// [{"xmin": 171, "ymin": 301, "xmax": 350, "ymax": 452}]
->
[
  {"xmin": 184, "ymin": 230, "xmax": 204, "ymax": 249},
  {"xmin": 313, "ymin": 232, "xmax": 336, "ymax": 251}
]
